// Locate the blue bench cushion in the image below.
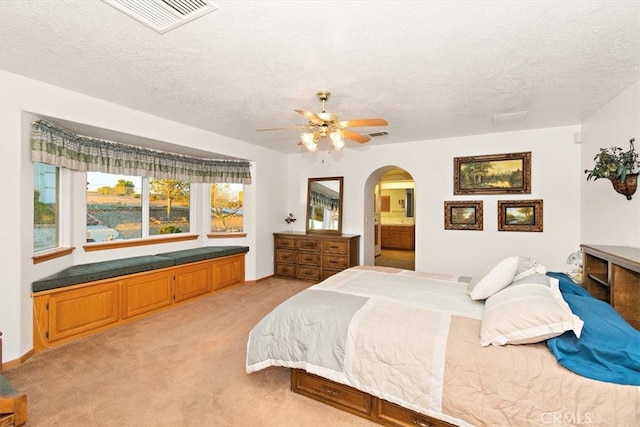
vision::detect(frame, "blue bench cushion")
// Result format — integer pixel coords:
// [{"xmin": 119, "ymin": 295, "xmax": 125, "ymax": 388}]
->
[
  {"xmin": 32, "ymin": 255, "xmax": 175, "ymax": 293},
  {"xmin": 156, "ymin": 246, "xmax": 249, "ymax": 265},
  {"xmin": 0, "ymin": 375, "xmax": 19, "ymax": 395}
]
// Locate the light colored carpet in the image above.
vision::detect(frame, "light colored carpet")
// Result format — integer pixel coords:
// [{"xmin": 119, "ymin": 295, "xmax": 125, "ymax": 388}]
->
[{"xmin": 3, "ymin": 277, "xmax": 376, "ymax": 426}]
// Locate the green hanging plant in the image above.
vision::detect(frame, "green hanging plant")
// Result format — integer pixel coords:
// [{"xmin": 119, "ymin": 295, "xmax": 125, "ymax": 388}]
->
[{"xmin": 585, "ymin": 138, "xmax": 639, "ymax": 182}]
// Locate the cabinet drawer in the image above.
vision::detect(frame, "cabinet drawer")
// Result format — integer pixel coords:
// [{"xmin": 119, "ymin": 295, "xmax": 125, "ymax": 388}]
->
[
  {"xmin": 298, "ymin": 252, "xmax": 320, "ymax": 266},
  {"xmin": 276, "ymin": 249, "xmax": 296, "ymax": 263},
  {"xmin": 292, "ymin": 370, "xmax": 372, "ymax": 417},
  {"xmin": 275, "ymin": 263, "xmax": 296, "ymax": 278},
  {"xmin": 322, "ymin": 240, "xmax": 348, "ymax": 254},
  {"xmin": 377, "ymin": 399, "xmax": 456, "ymax": 427},
  {"xmin": 275, "ymin": 237, "xmax": 297, "ymax": 249},
  {"xmin": 298, "ymin": 239, "xmax": 320, "ymax": 252},
  {"xmin": 323, "ymin": 255, "xmax": 348, "ymax": 269},
  {"xmin": 297, "ymin": 266, "xmax": 321, "ymax": 281}
]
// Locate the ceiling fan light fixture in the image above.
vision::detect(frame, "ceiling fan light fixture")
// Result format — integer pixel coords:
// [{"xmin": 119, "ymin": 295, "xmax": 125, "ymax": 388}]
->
[
  {"xmin": 301, "ymin": 132, "xmax": 318, "ymax": 152},
  {"xmin": 330, "ymin": 129, "xmax": 345, "ymax": 150}
]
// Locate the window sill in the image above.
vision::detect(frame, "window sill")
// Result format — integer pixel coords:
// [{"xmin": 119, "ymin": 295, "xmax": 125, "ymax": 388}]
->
[
  {"xmin": 83, "ymin": 234, "xmax": 199, "ymax": 252},
  {"xmin": 207, "ymin": 232, "xmax": 247, "ymax": 239},
  {"xmin": 33, "ymin": 247, "xmax": 75, "ymax": 264}
]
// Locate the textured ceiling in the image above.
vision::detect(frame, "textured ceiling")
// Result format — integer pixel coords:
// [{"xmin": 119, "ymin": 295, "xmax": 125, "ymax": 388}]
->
[{"xmin": 1, "ymin": 1, "xmax": 639, "ymax": 155}]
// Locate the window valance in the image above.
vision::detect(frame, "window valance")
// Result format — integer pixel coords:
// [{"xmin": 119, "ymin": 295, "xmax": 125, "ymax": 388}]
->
[
  {"xmin": 310, "ymin": 190, "xmax": 339, "ymax": 211},
  {"xmin": 31, "ymin": 120, "xmax": 251, "ymax": 184}
]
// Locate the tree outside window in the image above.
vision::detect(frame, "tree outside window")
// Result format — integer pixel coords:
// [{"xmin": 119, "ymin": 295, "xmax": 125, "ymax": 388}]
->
[
  {"xmin": 149, "ymin": 179, "xmax": 190, "ymax": 235},
  {"xmin": 211, "ymin": 183, "xmax": 243, "ymax": 232}
]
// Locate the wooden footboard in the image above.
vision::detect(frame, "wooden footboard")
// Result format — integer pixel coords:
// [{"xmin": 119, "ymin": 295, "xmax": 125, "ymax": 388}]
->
[{"xmin": 290, "ymin": 369, "xmax": 456, "ymax": 427}]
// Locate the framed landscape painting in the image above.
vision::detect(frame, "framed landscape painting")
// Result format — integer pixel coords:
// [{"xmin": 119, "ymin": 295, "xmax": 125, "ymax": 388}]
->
[
  {"xmin": 444, "ymin": 200, "xmax": 483, "ymax": 230},
  {"xmin": 498, "ymin": 199, "xmax": 543, "ymax": 232},
  {"xmin": 454, "ymin": 152, "xmax": 531, "ymax": 195}
]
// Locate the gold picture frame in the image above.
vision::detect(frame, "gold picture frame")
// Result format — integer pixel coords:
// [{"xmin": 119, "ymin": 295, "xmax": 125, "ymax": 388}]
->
[
  {"xmin": 498, "ymin": 199, "xmax": 543, "ymax": 232},
  {"xmin": 444, "ymin": 201, "xmax": 483, "ymax": 230},
  {"xmin": 454, "ymin": 152, "xmax": 531, "ymax": 195}
]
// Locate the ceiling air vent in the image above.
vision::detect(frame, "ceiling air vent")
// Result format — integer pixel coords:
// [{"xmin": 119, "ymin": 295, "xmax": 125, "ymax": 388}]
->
[
  {"xmin": 368, "ymin": 131, "xmax": 389, "ymax": 138},
  {"xmin": 102, "ymin": 0, "xmax": 218, "ymax": 34},
  {"xmin": 492, "ymin": 111, "xmax": 529, "ymax": 124}
]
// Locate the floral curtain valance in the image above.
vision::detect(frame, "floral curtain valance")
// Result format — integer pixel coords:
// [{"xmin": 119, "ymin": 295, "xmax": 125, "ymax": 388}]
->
[
  {"xmin": 31, "ymin": 120, "xmax": 251, "ymax": 184},
  {"xmin": 310, "ymin": 190, "xmax": 339, "ymax": 211}
]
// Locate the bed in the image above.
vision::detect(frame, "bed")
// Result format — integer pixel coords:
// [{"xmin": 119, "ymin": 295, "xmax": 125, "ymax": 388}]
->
[{"xmin": 246, "ymin": 264, "xmax": 640, "ymax": 426}]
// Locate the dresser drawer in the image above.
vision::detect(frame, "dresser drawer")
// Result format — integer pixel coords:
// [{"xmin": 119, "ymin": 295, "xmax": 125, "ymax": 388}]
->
[
  {"xmin": 298, "ymin": 253, "xmax": 320, "ymax": 266},
  {"xmin": 297, "ymin": 266, "xmax": 321, "ymax": 281},
  {"xmin": 275, "ymin": 263, "xmax": 296, "ymax": 278},
  {"xmin": 275, "ymin": 237, "xmax": 297, "ymax": 249},
  {"xmin": 323, "ymin": 255, "xmax": 348, "ymax": 269},
  {"xmin": 276, "ymin": 249, "xmax": 296, "ymax": 263},
  {"xmin": 292, "ymin": 370, "xmax": 372, "ymax": 417},
  {"xmin": 298, "ymin": 239, "xmax": 321, "ymax": 252},
  {"xmin": 323, "ymin": 240, "xmax": 348, "ymax": 254}
]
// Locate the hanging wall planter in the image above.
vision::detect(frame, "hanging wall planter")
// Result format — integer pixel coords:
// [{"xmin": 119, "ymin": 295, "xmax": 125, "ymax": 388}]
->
[
  {"xmin": 585, "ymin": 138, "xmax": 639, "ymax": 200},
  {"xmin": 609, "ymin": 173, "xmax": 638, "ymax": 200}
]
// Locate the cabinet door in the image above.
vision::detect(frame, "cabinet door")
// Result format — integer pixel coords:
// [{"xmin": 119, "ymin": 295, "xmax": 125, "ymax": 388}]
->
[
  {"xmin": 213, "ymin": 254, "xmax": 245, "ymax": 290},
  {"xmin": 174, "ymin": 262, "xmax": 212, "ymax": 303},
  {"xmin": 122, "ymin": 271, "xmax": 173, "ymax": 319},
  {"xmin": 48, "ymin": 281, "xmax": 121, "ymax": 343}
]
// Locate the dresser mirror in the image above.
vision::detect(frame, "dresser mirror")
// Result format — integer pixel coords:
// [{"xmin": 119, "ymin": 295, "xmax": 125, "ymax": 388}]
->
[{"xmin": 306, "ymin": 177, "xmax": 343, "ymax": 234}]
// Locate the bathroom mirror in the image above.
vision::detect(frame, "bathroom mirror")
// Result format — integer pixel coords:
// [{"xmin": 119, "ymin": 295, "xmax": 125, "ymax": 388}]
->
[{"xmin": 306, "ymin": 176, "xmax": 343, "ymax": 234}]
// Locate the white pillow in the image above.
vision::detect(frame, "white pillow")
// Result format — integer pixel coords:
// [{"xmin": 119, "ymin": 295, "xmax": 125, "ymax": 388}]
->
[
  {"xmin": 513, "ymin": 256, "xmax": 547, "ymax": 281},
  {"xmin": 510, "ymin": 273, "xmax": 551, "ymax": 287},
  {"xmin": 468, "ymin": 256, "xmax": 519, "ymax": 300},
  {"xmin": 480, "ymin": 277, "xmax": 584, "ymax": 346}
]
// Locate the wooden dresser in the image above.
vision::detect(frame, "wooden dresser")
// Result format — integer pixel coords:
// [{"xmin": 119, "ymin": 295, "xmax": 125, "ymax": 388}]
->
[
  {"xmin": 274, "ymin": 232, "xmax": 360, "ymax": 281},
  {"xmin": 581, "ymin": 244, "xmax": 640, "ymax": 330}
]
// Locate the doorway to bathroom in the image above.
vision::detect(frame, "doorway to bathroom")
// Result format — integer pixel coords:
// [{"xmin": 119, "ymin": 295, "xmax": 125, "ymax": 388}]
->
[{"xmin": 374, "ymin": 167, "xmax": 415, "ymax": 270}]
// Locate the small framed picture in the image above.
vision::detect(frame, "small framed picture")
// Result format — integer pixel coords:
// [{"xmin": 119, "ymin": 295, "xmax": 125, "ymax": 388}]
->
[
  {"xmin": 454, "ymin": 151, "xmax": 531, "ymax": 195},
  {"xmin": 444, "ymin": 200, "xmax": 483, "ymax": 230},
  {"xmin": 498, "ymin": 199, "xmax": 543, "ymax": 232}
]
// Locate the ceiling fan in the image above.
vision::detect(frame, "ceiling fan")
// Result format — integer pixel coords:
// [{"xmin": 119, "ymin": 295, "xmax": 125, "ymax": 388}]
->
[{"xmin": 257, "ymin": 90, "xmax": 388, "ymax": 151}]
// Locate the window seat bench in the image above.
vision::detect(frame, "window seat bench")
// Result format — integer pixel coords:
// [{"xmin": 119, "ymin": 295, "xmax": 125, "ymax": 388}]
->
[
  {"xmin": 0, "ymin": 375, "xmax": 27, "ymax": 427},
  {"xmin": 31, "ymin": 246, "xmax": 249, "ymax": 352}
]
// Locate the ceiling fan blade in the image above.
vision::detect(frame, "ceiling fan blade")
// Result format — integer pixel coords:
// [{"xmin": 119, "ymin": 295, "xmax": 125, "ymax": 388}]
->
[
  {"xmin": 257, "ymin": 125, "xmax": 309, "ymax": 131},
  {"xmin": 343, "ymin": 129, "xmax": 371, "ymax": 144},
  {"xmin": 339, "ymin": 118, "xmax": 388, "ymax": 128},
  {"xmin": 295, "ymin": 109, "xmax": 325, "ymax": 126}
]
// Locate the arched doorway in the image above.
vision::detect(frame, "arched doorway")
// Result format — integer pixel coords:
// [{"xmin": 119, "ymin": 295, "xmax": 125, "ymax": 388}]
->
[{"xmin": 362, "ymin": 166, "xmax": 415, "ymax": 270}]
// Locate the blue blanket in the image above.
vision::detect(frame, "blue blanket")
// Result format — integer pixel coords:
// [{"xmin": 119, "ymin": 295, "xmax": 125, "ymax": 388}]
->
[{"xmin": 546, "ymin": 272, "xmax": 640, "ymax": 385}]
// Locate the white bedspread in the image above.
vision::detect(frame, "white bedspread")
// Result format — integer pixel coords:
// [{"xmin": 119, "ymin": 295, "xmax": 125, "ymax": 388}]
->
[{"xmin": 246, "ymin": 267, "xmax": 640, "ymax": 426}]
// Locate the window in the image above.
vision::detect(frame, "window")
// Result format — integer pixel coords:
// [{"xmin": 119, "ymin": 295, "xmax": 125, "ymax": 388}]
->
[
  {"xmin": 149, "ymin": 178, "xmax": 190, "ymax": 235},
  {"xmin": 34, "ymin": 163, "xmax": 59, "ymax": 251},
  {"xmin": 211, "ymin": 183, "xmax": 243, "ymax": 232},
  {"xmin": 87, "ymin": 173, "xmax": 190, "ymax": 242}
]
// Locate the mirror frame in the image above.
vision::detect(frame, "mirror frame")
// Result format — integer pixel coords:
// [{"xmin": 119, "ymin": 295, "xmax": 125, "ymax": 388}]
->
[{"xmin": 306, "ymin": 176, "xmax": 344, "ymax": 234}]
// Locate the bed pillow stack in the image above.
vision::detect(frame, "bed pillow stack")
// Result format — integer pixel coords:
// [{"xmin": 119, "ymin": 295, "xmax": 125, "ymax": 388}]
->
[{"xmin": 468, "ymin": 256, "xmax": 583, "ymax": 347}]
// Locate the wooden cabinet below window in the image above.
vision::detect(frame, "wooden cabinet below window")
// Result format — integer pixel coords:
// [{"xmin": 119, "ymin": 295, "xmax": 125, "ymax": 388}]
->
[{"xmin": 274, "ymin": 232, "xmax": 360, "ymax": 281}]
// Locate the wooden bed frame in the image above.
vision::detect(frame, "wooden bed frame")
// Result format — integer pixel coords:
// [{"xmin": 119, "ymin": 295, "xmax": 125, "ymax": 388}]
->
[{"xmin": 291, "ymin": 369, "xmax": 455, "ymax": 427}]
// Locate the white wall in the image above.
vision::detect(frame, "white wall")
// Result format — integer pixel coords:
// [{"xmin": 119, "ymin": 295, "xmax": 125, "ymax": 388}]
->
[
  {"xmin": 581, "ymin": 81, "xmax": 640, "ymax": 246},
  {"xmin": 0, "ymin": 71, "xmax": 288, "ymax": 362},
  {"xmin": 287, "ymin": 126, "xmax": 583, "ymax": 277}
]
